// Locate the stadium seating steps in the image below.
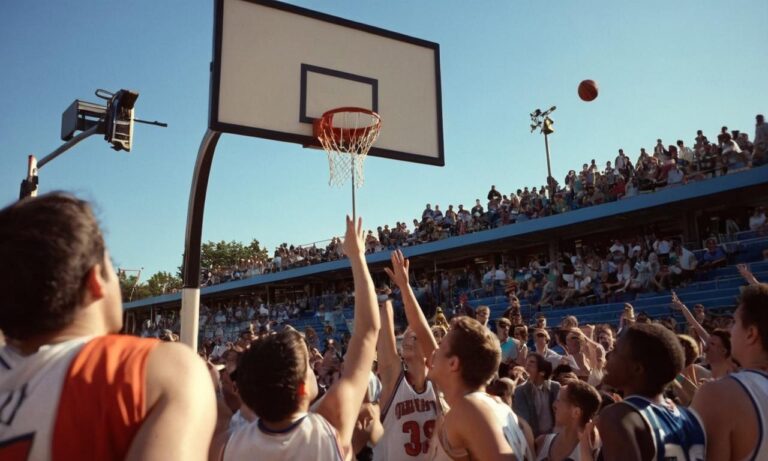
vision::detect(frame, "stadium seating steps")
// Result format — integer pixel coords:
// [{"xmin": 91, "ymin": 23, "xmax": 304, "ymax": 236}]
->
[{"xmin": 202, "ymin": 232, "xmax": 768, "ymax": 341}]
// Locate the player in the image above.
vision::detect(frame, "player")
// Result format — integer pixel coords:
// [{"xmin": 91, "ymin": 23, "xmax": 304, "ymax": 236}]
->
[
  {"xmin": 0, "ymin": 193, "xmax": 216, "ymax": 460},
  {"xmin": 374, "ymin": 251, "xmax": 439, "ymax": 460},
  {"xmin": 386, "ymin": 248, "xmax": 530, "ymax": 461},
  {"xmin": 598, "ymin": 323, "xmax": 705, "ymax": 460},
  {"xmin": 691, "ymin": 283, "xmax": 768, "ymax": 460},
  {"xmin": 216, "ymin": 216, "xmax": 380, "ymax": 460}
]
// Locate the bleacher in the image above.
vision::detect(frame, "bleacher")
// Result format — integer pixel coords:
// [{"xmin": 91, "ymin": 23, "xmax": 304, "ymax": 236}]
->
[{"xmin": 198, "ymin": 230, "xmax": 767, "ymax": 342}]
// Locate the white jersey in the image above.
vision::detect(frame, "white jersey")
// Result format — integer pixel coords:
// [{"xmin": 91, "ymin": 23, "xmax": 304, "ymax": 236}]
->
[
  {"xmin": 535, "ymin": 433, "xmax": 590, "ymax": 461},
  {"xmin": 429, "ymin": 392, "xmax": 531, "ymax": 461},
  {"xmin": 223, "ymin": 412, "xmax": 346, "ymax": 461},
  {"xmin": 374, "ymin": 370, "xmax": 438, "ymax": 461},
  {"xmin": 730, "ymin": 369, "xmax": 768, "ymax": 461},
  {"xmin": 0, "ymin": 338, "xmax": 88, "ymax": 460}
]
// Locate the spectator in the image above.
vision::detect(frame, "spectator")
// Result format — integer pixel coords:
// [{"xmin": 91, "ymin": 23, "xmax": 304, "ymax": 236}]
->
[
  {"xmin": 497, "ymin": 318, "xmax": 520, "ymax": 366},
  {"xmin": 514, "ymin": 352, "xmax": 560, "ymax": 437},
  {"xmin": 749, "ymin": 206, "xmax": 767, "ymax": 232},
  {"xmin": 753, "ymin": 114, "xmax": 768, "ymax": 166},
  {"xmin": 698, "ymin": 238, "xmax": 727, "ymax": 271},
  {"xmin": 487, "ymin": 185, "xmax": 502, "ymax": 202}
]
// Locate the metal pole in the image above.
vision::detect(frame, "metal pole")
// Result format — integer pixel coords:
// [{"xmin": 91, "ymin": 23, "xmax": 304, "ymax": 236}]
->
[
  {"xmin": 180, "ymin": 129, "xmax": 221, "ymax": 351},
  {"xmin": 544, "ymin": 132, "xmax": 553, "ymax": 199},
  {"xmin": 351, "ymin": 157, "xmax": 356, "ymax": 222},
  {"xmin": 37, "ymin": 124, "xmax": 100, "ymax": 169}
]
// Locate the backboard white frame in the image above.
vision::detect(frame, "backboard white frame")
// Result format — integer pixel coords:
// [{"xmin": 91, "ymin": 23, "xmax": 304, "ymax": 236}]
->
[{"xmin": 209, "ymin": 0, "xmax": 444, "ymax": 166}]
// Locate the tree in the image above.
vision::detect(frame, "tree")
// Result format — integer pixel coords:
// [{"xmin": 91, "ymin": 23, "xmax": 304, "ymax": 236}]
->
[
  {"xmin": 118, "ymin": 271, "xmax": 150, "ymax": 302},
  {"xmin": 145, "ymin": 271, "xmax": 182, "ymax": 297},
  {"xmin": 179, "ymin": 238, "xmax": 269, "ymax": 277}
]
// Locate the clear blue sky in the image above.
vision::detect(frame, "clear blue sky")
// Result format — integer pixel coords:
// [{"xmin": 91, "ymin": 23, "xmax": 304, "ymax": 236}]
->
[{"xmin": 1, "ymin": 0, "xmax": 766, "ymax": 278}]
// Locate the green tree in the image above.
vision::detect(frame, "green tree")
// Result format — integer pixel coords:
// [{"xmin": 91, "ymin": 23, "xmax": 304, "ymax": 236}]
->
[
  {"xmin": 118, "ymin": 272, "xmax": 151, "ymax": 302},
  {"xmin": 145, "ymin": 271, "xmax": 182, "ymax": 297},
  {"xmin": 179, "ymin": 238, "xmax": 269, "ymax": 277}
]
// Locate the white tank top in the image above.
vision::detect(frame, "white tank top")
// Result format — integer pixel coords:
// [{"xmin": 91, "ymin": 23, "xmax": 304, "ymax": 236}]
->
[
  {"xmin": 535, "ymin": 433, "xmax": 584, "ymax": 461},
  {"xmin": 429, "ymin": 392, "xmax": 530, "ymax": 461},
  {"xmin": 730, "ymin": 369, "xmax": 768, "ymax": 461},
  {"xmin": 223, "ymin": 412, "xmax": 346, "ymax": 461},
  {"xmin": 373, "ymin": 370, "xmax": 438, "ymax": 461},
  {"xmin": 0, "ymin": 337, "xmax": 89, "ymax": 460}
]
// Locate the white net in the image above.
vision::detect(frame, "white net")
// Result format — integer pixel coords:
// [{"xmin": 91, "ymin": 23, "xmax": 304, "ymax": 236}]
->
[{"xmin": 317, "ymin": 109, "xmax": 381, "ymax": 188}]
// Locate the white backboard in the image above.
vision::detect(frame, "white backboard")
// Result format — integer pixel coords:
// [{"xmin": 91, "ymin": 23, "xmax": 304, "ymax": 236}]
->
[{"xmin": 210, "ymin": 0, "xmax": 444, "ymax": 166}]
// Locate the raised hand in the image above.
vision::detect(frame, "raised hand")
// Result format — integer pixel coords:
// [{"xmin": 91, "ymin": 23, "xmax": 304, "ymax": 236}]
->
[
  {"xmin": 384, "ymin": 249, "xmax": 411, "ymax": 289},
  {"xmin": 341, "ymin": 215, "xmax": 365, "ymax": 257},
  {"xmin": 670, "ymin": 290, "xmax": 686, "ymax": 311}
]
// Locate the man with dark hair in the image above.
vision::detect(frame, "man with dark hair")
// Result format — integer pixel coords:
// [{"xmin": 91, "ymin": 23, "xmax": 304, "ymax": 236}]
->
[
  {"xmin": 692, "ymin": 283, "xmax": 768, "ymax": 460},
  {"xmin": 218, "ymin": 217, "xmax": 380, "ymax": 460},
  {"xmin": 536, "ymin": 380, "xmax": 601, "ymax": 461},
  {"xmin": 0, "ymin": 193, "xmax": 216, "ymax": 459},
  {"xmin": 514, "ymin": 352, "xmax": 560, "ymax": 437},
  {"xmin": 598, "ymin": 323, "xmax": 705, "ymax": 460}
]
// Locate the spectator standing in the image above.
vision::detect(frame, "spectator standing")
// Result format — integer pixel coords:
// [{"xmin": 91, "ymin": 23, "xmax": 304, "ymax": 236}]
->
[
  {"xmin": 488, "ymin": 185, "xmax": 502, "ymax": 202},
  {"xmin": 752, "ymin": 114, "xmax": 767, "ymax": 166},
  {"xmin": 514, "ymin": 353, "xmax": 561, "ymax": 437}
]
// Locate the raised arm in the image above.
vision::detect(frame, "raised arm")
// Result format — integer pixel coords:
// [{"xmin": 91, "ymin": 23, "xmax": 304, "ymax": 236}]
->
[
  {"xmin": 384, "ymin": 249, "xmax": 438, "ymax": 361},
  {"xmin": 376, "ymin": 299, "xmax": 402, "ymax": 407},
  {"xmin": 317, "ymin": 216, "xmax": 381, "ymax": 446},
  {"xmin": 671, "ymin": 291, "xmax": 710, "ymax": 344},
  {"xmin": 737, "ymin": 263, "xmax": 760, "ymax": 286}
]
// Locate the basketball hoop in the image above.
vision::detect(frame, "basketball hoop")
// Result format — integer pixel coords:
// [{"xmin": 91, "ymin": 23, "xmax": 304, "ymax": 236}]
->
[{"xmin": 314, "ymin": 107, "xmax": 382, "ymax": 188}]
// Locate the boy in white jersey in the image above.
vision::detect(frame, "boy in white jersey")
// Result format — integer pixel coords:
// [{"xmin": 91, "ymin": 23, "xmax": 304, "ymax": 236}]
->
[
  {"xmin": 598, "ymin": 323, "xmax": 706, "ymax": 461},
  {"xmin": 374, "ymin": 249, "xmax": 439, "ymax": 460},
  {"xmin": 214, "ymin": 217, "xmax": 381, "ymax": 461},
  {"xmin": 692, "ymin": 283, "xmax": 768, "ymax": 460}
]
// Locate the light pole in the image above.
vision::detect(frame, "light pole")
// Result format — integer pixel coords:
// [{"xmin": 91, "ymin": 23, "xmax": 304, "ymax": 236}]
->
[
  {"xmin": 530, "ymin": 106, "xmax": 557, "ymax": 200},
  {"xmin": 19, "ymin": 89, "xmax": 167, "ymax": 200}
]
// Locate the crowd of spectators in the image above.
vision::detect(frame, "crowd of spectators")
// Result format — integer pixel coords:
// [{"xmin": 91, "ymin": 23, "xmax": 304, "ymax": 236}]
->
[{"xmin": 197, "ymin": 115, "xmax": 767, "ymax": 285}]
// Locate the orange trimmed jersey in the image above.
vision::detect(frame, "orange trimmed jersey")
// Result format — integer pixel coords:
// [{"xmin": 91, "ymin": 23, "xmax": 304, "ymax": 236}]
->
[{"xmin": 0, "ymin": 335, "xmax": 159, "ymax": 460}]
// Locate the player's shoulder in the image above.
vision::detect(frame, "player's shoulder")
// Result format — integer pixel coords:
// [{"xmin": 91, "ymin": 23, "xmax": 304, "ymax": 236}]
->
[
  {"xmin": 693, "ymin": 375, "xmax": 749, "ymax": 410},
  {"xmin": 597, "ymin": 400, "xmax": 646, "ymax": 430}
]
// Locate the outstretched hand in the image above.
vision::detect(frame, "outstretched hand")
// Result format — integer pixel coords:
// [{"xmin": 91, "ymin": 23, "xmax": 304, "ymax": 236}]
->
[
  {"xmin": 341, "ymin": 216, "xmax": 365, "ymax": 257},
  {"xmin": 384, "ymin": 249, "xmax": 411, "ymax": 288},
  {"xmin": 670, "ymin": 290, "xmax": 686, "ymax": 311}
]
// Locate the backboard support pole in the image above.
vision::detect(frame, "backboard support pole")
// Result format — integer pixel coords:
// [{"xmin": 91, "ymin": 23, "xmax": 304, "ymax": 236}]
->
[{"xmin": 180, "ymin": 129, "xmax": 221, "ymax": 350}]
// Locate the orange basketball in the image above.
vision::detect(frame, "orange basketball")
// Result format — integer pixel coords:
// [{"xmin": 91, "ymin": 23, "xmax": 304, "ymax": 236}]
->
[{"xmin": 578, "ymin": 80, "xmax": 598, "ymax": 102}]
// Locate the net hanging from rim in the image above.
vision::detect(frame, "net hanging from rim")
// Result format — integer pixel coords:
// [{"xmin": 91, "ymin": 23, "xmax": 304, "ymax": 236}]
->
[{"xmin": 314, "ymin": 107, "xmax": 382, "ymax": 188}]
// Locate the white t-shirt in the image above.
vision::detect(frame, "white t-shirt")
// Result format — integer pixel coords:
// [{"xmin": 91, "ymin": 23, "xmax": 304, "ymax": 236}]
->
[
  {"xmin": 224, "ymin": 413, "xmax": 346, "ymax": 461},
  {"xmin": 749, "ymin": 214, "xmax": 766, "ymax": 231}
]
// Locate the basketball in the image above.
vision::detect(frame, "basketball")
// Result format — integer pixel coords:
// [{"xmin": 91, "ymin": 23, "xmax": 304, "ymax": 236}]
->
[{"xmin": 578, "ymin": 79, "xmax": 599, "ymax": 102}]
